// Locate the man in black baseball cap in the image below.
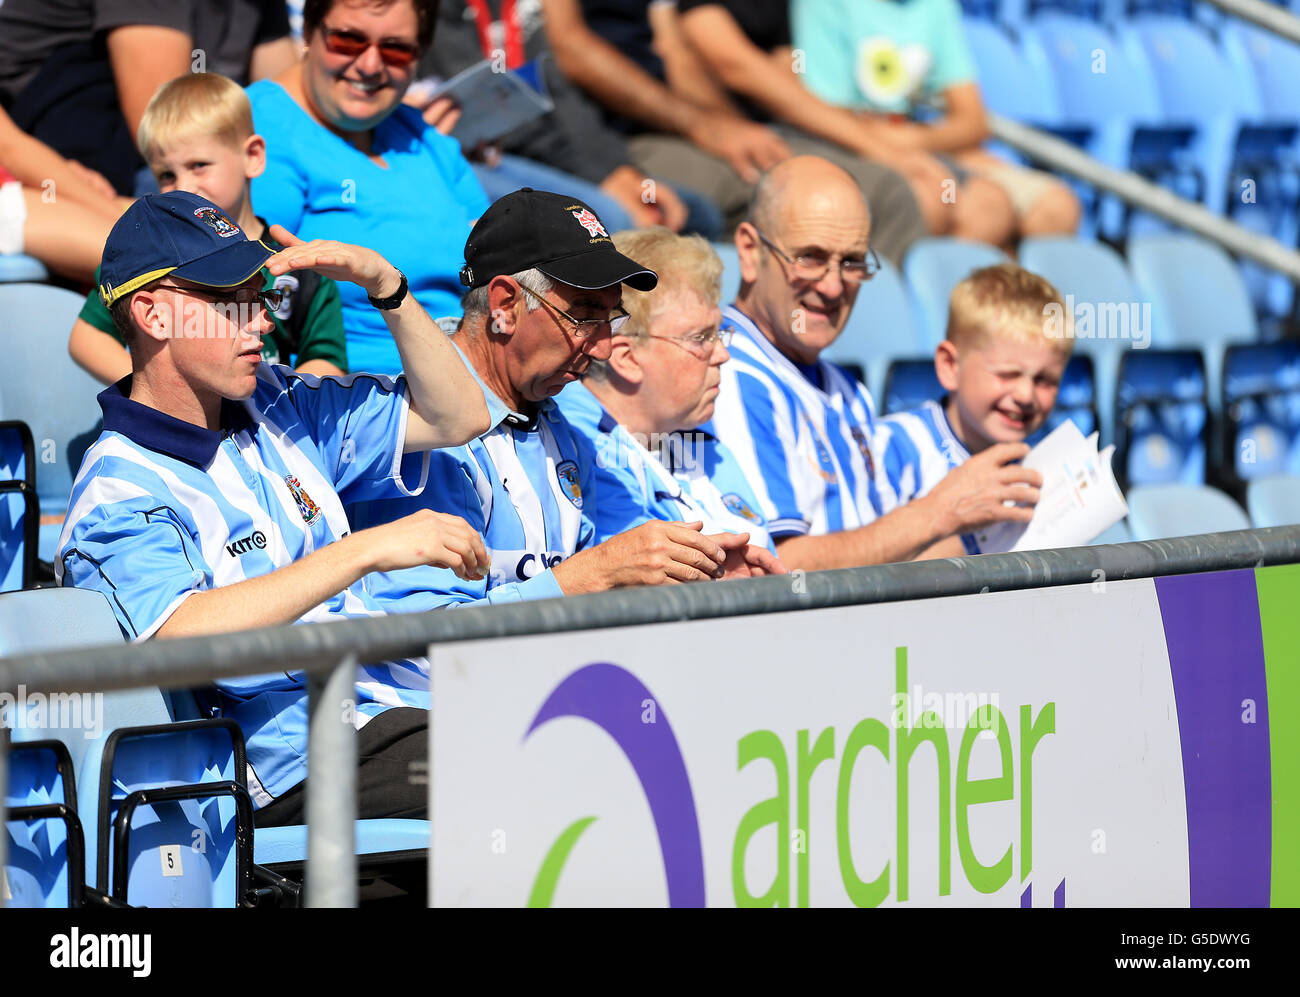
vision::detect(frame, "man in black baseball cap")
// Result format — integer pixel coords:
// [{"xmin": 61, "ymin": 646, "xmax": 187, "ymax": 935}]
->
[{"xmin": 352, "ymin": 188, "xmax": 762, "ymax": 607}]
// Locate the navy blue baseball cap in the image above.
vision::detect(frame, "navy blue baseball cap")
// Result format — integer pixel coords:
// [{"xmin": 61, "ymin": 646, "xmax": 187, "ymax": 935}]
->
[{"xmin": 99, "ymin": 191, "xmax": 274, "ymax": 307}]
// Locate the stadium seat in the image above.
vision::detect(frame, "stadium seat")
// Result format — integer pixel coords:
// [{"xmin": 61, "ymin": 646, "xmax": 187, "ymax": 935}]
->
[
  {"xmin": 882, "ymin": 358, "xmax": 943, "ymax": 415},
  {"xmin": 1127, "ymin": 232, "xmax": 1259, "ymax": 417},
  {"xmin": 1018, "ymin": 15, "xmax": 1167, "ymax": 241},
  {"xmin": 0, "ymin": 420, "xmax": 38, "ymax": 592},
  {"xmin": 1028, "ymin": 354, "xmax": 1099, "ymax": 444},
  {"xmin": 902, "ymin": 238, "xmax": 1010, "ymax": 350},
  {"xmin": 1115, "ymin": 349, "xmax": 1207, "ymax": 487},
  {"xmin": 1219, "ymin": 19, "xmax": 1300, "ymax": 321},
  {"xmin": 1019, "ymin": 236, "xmax": 1150, "ymax": 446},
  {"xmin": 82, "ymin": 719, "xmax": 253, "ymax": 907},
  {"xmin": 4, "ymin": 740, "xmax": 86, "ymax": 907},
  {"xmin": 826, "ymin": 258, "xmax": 919, "ymax": 400},
  {"xmin": 713, "ymin": 241, "xmax": 742, "ymax": 304},
  {"xmin": 1117, "ymin": 16, "xmax": 1242, "ymax": 225},
  {"xmin": 1125, "ymin": 482, "xmax": 1250, "ymax": 540},
  {"xmin": 1246, "ymin": 474, "xmax": 1300, "ymax": 528},
  {"xmin": 0, "ymin": 284, "xmax": 105, "ymax": 560},
  {"xmin": 1221, "ymin": 341, "xmax": 1300, "ymax": 482},
  {"xmin": 0, "ymin": 254, "xmax": 49, "ymax": 283}
]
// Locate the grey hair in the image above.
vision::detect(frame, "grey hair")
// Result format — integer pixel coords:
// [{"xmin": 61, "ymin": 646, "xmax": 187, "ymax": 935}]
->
[{"xmin": 460, "ymin": 267, "xmax": 553, "ymax": 319}]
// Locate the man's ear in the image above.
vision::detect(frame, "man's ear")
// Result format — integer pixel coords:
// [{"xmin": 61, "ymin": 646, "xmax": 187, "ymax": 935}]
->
[
  {"xmin": 934, "ymin": 340, "xmax": 961, "ymax": 392},
  {"xmin": 735, "ymin": 222, "xmax": 762, "ymax": 286},
  {"xmin": 606, "ymin": 339, "xmax": 643, "ymax": 385},
  {"xmin": 130, "ymin": 289, "xmax": 175, "ymax": 344},
  {"xmin": 244, "ymin": 134, "xmax": 267, "ymax": 181},
  {"xmin": 485, "ymin": 276, "xmax": 523, "ymax": 336}
]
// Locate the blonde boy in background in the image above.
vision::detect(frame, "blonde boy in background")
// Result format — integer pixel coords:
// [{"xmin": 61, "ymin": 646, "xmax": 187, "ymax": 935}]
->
[
  {"xmin": 882, "ymin": 263, "xmax": 1073, "ymax": 553},
  {"xmin": 68, "ymin": 73, "xmax": 347, "ymax": 384}
]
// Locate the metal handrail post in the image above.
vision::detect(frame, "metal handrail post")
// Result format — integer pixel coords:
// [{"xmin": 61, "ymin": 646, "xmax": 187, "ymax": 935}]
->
[
  {"xmin": 1204, "ymin": 0, "xmax": 1300, "ymax": 44},
  {"xmin": 0, "ymin": 724, "xmax": 8, "ymax": 910},
  {"xmin": 306, "ymin": 653, "xmax": 358, "ymax": 908}
]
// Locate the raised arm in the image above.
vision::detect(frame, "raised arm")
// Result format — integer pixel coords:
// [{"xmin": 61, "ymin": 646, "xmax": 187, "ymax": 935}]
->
[{"xmin": 265, "ymin": 228, "xmax": 490, "ymax": 449}]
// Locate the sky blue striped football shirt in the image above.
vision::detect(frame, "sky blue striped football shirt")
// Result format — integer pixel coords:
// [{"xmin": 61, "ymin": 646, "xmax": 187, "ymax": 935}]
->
[
  {"xmin": 708, "ymin": 305, "xmax": 898, "ymax": 538},
  {"xmin": 56, "ymin": 365, "xmax": 437, "ymax": 805},
  {"xmin": 350, "ymin": 369, "xmax": 595, "ymax": 609},
  {"xmin": 556, "ymin": 381, "xmax": 775, "ymax": 552}
]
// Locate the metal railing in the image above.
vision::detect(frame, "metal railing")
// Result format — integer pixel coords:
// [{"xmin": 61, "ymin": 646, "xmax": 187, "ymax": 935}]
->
[
  {"xmin": 985, "ymin": 0, "xmax": 1300, "ymax": 283},
  {"xmin": 4, "ymin": 525, "xmax": 1300, "ymax": 906}
]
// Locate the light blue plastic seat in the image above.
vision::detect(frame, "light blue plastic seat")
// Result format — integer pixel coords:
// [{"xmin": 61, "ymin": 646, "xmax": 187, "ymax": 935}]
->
[
  {"xmin": 0, "ymin": 254, "xmax": 48, "ymax": 283},
  {"xmin": 882, "ymin": 359, "xmax": 943, "ymax": 415},
  {"xmin": 712, "ymin": 241, "xmax": 742, "ymax": 305},
  {"xmin": 826, "ymin": 258, "xmax": 918, "ymax": 400},
  {"xmin": 1127, "ymin": 232, "xmax": 1259, "ymax": 420},
  {"xmin": 1126, "ymin": 483, "xmax": 1250, "ymax": 540},
  {"xmin": 1115, "ymin": 349, "xmax": 1207, "ymax": 486},
  {"xmin": 83, "ymin": 719, "xmax": 251, "ymax": 907},
  {"xmin": 1219, "ymin": 19, "xmax": 1300, "ymax": 321},
  {"xmin": 4, "ymin": 740, "xmax": 85, "ymax": 907},
  {"xmin": 0, "ymin": 284, "xmax": 105, "ymax": 560},
  {"xmin": 0, "ymin": 421, "xmax": 37, "ymax": 591},
  {"xmin": 1222, "ymin": 341, "xmax": 1300, "ymax": 482},
  {"xmin": 1089, "ymin": 519, "xmax": 1132, "ymax": 545},
  {"xmin": 902, "ymin": 238, "xmax": 1010, "ymax": 350},
  {"xmin": 1117, "ymin": 16, "xmax": 1242, "ymax": 226},
  {"xmin": 1246, "ymin": 474, "xmax": 1300, "ymax": 528},
  {"xmin": 1020, "ymin": 236, "xmax": 1151, "ymax": 446}
]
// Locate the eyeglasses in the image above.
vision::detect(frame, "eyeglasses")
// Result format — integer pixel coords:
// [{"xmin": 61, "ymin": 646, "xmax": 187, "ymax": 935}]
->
[
  {"xmin": 754, "ymin": 228, "xmax": 880, "ymax": 284},
  {"xmin": 518, "ymin": 282, "xmax": 630, "ymax": 339},
  {"xmin": 645, "ymin": 327, "xmax": 733, "ymax": 359},
  {"xmin": 320, "ymin": 26, "xmax": 420, "ymax": 68},
  {"xmin": 157, "ymin": 282, "xmax": 285, "ymax": 312}
]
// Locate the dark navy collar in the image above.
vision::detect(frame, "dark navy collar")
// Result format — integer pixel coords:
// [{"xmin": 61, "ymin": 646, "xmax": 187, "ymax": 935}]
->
[{"xmin": 99, "ymin": 376, "xmax": 256, "ymax": 468}]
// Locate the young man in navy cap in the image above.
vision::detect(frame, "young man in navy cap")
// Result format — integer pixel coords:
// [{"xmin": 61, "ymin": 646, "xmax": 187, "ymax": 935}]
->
[
  {"xmin": 352, "ymin": 187, "xmax": 780, "ymax": 609},
  {"xmin": 57, "ymin": 190, "xmax": 491, "ymax": 823}
]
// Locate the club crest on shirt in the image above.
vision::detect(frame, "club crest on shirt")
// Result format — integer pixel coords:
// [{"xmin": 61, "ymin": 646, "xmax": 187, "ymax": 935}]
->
[
  {"xmin": 193, "ymin": 205, "xmax": 240, "ymax": 238},
  {"xmin": 800, "ymin": 413, "xmax": 838, "ymax": 483},
  {"xmin": 570, "ymin": 207, "xmax": 608, "ymax": 239},
  {"xmin": 556, "ymin": 460, "xmax": 583, "ymax": 508},
  {"xmin": 284, "ymin": 474, "xmax": 322, "ymax": 525},
  {"xmin": 849, "ymin": 426, "xmax": 876, "ymax": 478},
  {"xmin": 722, "ymin": 493, "xmax": 763, "ymax": 524}
]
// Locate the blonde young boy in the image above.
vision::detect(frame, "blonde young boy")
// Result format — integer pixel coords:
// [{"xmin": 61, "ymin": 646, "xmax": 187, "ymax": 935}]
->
[
  {"xmin": 881, "ymin": 263, "xmax": 1073, "ymax": 549},
  {"xmin": 68, "ymin": 73, "xmax": 347, "ymax": 384}
]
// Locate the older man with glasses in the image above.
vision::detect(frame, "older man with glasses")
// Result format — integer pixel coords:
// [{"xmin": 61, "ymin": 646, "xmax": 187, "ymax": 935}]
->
[
  {"xmin": 557, "ymin": 226, "xmax": 784, "ymax": 579},
  {"xmin": 710, "ymin": 156, "xmax": 1045, "ymax": 569},
  {"xmin": 354, "ymin": 189, "xmax": 768, "ymax": 608}
]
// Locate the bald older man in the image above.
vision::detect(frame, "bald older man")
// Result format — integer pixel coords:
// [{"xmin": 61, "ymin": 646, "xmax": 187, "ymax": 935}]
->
[{"xmin": 710, "ymin": 156, "xmax": 1043, "ymax": 569}]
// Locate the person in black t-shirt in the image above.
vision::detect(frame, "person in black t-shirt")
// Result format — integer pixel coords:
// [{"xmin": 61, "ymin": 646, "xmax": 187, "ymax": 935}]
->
[{"xmin": 0, "ymin": 0, "xmax": 295, "ymax": 194}]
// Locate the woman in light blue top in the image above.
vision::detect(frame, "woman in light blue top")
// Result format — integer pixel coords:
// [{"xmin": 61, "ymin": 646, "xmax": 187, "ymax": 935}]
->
[{"xmin": 249, "ymin": 0, "xmax": 488, "ymax": 375}]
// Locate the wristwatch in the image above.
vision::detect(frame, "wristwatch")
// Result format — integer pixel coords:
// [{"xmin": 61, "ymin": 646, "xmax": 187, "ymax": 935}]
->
[{"xmin": 368, "ymin": 269, "xmax": 409, "ymax": 310}]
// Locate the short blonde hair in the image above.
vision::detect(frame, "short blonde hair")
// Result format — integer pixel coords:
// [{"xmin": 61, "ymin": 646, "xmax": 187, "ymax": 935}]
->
[
  {"xmin": 946, "ymin": 263, "xmax": 1073, "ymax": 355},
  {"xmin": 136, "ymin": 73, "xmax": 255, "ymax": 162},
  {"xmin": 612, "ymin": 227, "xmax": 722, "ymax": 337}
]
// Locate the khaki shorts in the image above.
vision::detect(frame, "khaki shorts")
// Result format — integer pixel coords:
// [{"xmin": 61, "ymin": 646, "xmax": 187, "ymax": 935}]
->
[{"xmin": 966, "ymin": 160, "xmax": 1063, "ymax": 217}]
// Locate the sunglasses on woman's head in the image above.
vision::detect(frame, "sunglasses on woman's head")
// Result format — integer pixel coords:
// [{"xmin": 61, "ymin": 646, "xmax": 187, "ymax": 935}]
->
[{"xmin": 320, "ymin": 26, "xmax": 420, "ymax": 68}]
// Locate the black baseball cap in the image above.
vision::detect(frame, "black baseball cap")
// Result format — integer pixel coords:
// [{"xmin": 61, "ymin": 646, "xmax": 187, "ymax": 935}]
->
[
  {"xmin": 99, "ymin": 191, "xmax": 272, "ymax": 307},
  {"xmin": 459, "ymin": 188, "xmax": 657, "ymax": 292}
]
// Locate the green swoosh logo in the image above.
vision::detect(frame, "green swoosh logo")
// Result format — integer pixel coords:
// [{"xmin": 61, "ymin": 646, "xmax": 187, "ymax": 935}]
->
[{"xmin": 527, "ymin": 816, "xmax": 598, "ymax": 908}]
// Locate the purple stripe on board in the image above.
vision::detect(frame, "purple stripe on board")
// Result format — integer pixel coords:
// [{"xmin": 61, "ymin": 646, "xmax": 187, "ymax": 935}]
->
[{"xmin": 1155, "ymin": 571, "xmax": 1271, "ymax": 907}]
